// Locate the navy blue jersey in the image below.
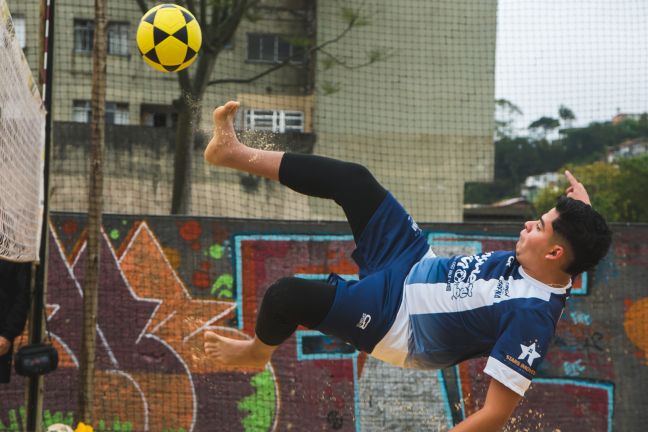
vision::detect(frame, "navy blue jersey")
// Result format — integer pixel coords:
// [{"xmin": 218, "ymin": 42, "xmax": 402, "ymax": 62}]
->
[
  {"xmin": 372, "ymin": 251, "xmax": 569, "ymax": 396},
  {"xmin": 314, "ymin": 193, "xmax": 569, "ymax": 396}
]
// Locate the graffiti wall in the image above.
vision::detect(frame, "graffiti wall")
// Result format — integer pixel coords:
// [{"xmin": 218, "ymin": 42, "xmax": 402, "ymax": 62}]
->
[{"xmin": 1, "ymin": 215, "xmax": 646, "ymax": 431}]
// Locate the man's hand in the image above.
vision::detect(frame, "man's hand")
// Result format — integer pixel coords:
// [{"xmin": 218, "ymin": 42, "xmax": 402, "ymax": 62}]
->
[
  {"xmin": 564, "ymin": 170, "xmax": 591, "ymax": 205},
  {"xmin": 0, "ymin": 336, "xmax": 11, "ymax": 356}
]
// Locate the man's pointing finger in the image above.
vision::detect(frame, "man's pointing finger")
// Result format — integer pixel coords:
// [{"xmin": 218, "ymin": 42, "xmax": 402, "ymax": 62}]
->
[{"xmin": 565, "ymin": 170, "xmax": 579, "ymax": 186}]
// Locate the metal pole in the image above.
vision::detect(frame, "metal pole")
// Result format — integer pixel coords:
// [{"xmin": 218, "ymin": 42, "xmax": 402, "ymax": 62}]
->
[{"xmin": 26, "ymin": 0, "xmax": 55, "ymax": 430}]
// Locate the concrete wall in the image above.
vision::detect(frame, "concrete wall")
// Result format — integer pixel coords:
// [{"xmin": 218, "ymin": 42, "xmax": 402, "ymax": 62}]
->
[
  {"xmin": 1, "ymin": 215, "xmax": 645, "ymax": 431},
  {"xmin": 50, "ymin": 121, "xmax": 317, "ymax": 218},
  {"xmin": 314, "ymin": 0, "xmax": 497, "ymax": 222}
]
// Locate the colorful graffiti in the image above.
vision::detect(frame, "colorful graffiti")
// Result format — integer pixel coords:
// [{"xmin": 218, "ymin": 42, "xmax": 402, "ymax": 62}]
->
[{"xmin": 1, "ymin": 217, "xmax": 646, "ymax": 431}]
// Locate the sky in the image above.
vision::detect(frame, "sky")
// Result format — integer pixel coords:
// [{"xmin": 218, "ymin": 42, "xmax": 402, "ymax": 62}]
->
[{"xmin": 495, "ymin": 0, "xmax": 648, "ymax": 132}]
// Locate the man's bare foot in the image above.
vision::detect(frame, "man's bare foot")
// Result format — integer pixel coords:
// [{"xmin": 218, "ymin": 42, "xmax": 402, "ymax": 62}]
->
[
  {"xmin": 204, "ymin": 331, "xmax": 276, "ymax": 369},
  {"xmin": 204, "ymin": 101, "xmax": 245, "ymax": 166}
]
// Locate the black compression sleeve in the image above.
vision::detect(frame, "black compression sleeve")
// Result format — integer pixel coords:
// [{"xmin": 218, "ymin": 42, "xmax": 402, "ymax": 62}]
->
[
  {"xmin": 278, "ymin": 153, "xmax": 387, "ymax": 241},
  {"xmin": 255, "ymin": 277, "xmax": 336, "ymax": 346}
]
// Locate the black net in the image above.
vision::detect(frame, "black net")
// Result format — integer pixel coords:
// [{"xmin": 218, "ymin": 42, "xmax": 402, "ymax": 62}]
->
[{"xmin": 2, "ymin": 0, "xmax": 648, "ymax": 431}]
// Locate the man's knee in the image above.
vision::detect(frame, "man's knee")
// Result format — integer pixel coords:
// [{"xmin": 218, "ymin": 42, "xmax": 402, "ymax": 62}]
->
[
  {"xmin": 342, "ymin": 162, "xmax": 375, "ymax": 185},
  {"xmin": 262, "ymin": 277, "xmax": 299, "ymax": 311}
]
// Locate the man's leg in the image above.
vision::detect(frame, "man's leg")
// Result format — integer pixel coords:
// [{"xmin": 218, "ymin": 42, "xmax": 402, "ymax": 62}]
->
[
  {"xmin": 205, "ymin": 277, "xmax": 336, "ymax": 368},
  {"xmin": 204, "ymin": 101, "xmax": 386, "ymax": 367},
  {"xmin": 204, "ymin": 101, "xmax": 387, "ymax": 240},
  {"xmin": 204, "ymin": 101, "xmax": 284, "ymax": 181},
  {"xmin": 278, "ymin": 153, "xmax": 387, "ymax": 241}
]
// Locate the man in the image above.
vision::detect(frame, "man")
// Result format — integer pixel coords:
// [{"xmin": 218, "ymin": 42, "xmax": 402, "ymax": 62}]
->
[
  {"xmin": 203, "ymin": 101, "xmax": 612, "ymax": 431},
  {"xmin": 0, "ymin": 258, "xmax": 31, "ymax": 384}
]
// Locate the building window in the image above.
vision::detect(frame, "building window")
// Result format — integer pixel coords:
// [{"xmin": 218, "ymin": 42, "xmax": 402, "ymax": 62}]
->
[
  {"xmin": 108, "ymin": 22, "xmax": 129, "ymax": 56},
  {"xmin": 74, "ymin": 19, "xmax": 130, "ymax": 55},
  {"xmin": 247, "ymin": 34, "xmax": 306, "ymax": 64},
  {"xmin": 244, "ymin": 109, "xmax": 304, "ymax": 133},
  {"xmin": 72, "ymin": 100, "xmax": 91, "ymax": 123},
  {"xmin": 13, "ymin": 15, "xmax": 26, "ymax": 49},
  {"xmin": 72, "ymin": 100, "xmax": 129, "ymax": 125},
  {"xmin": 141, "ymin": 104, "xmax": 178, "ymax": 128},
  {"xmin": 74, "ymin": 19, "xmax": 94, "ymax": 53},
  {"xmin": 106, "ymin": 102, "xmax": 129, "ymax": 125}
]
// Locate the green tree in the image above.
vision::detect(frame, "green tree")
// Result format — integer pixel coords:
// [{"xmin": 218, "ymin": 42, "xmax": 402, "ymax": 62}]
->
[
  {"xmin": 466, "ymin": 102, "xmax": 648, "ymax": 206},
  {"xmin": 616, "ymin": 154, "xmax": 648, "ymax": 221},
  {"xmin": 495, "ymin": 98, "xmax": 523, "ymax": 139},
  {"xmin": 558, "ymin": 105, "xmax": 575, "ymax": 121},
  {"xmin": 528, "ymin": 116, "xmax": 560, "ymax": 141},
  {"xmin": 558, "ymin": 105, "xmax": 576, "ymax": 129},
  {"xmin": 638, "ymin": 113, "xmax": 648, "ymax": 135},
  {"xmin": 494, "ymin": 137, "xmax": 565, "ymax": 187},
  {"xmin": 533, "ymin": 155, "xmax": 648, "ymax": 222},
  {"xmin": 560, "ymin": 121, "xmax": 629, "ymax": 164},
  {"xmin": 135, "ymin": 0, "xmax": 384, "ymax": 213},
  {"xmin": 534, "ymin": 162, "xmax": 620, "ymax": 218}
]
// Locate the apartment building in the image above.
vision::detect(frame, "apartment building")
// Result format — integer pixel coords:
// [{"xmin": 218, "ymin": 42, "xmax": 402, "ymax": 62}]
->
[{"xmin": 8, "ymin": 0, "xmax": 497, "ymax": 221}]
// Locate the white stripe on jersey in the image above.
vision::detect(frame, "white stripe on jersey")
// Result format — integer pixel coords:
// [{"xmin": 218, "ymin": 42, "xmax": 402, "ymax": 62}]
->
[
  {"xmin": 404, "ymin": 277, "xmax": 551, "ymax": 316},
  {"xmin": 484, "ymin": 356, "xmax": 531, "ymax": 396},
  {"xmin": 371, "ymin": 294, "xmax": 409, "ymax": 367},
  {"xmin": 369, "ymin": 247, "xmax": 438, "ymax": 367},
  {"xmin": 370, "ymin": 253, "xmax": 570, "ymax": 371}
]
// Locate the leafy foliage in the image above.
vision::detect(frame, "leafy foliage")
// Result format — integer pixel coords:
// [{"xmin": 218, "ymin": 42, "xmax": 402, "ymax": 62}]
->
[
  {"xmin": 533, "ymin": 155, "xmax": 648, "ymax": 222},
  {"xmin": 558, "ymin": 105, "xmax": 576, "ymax": 122},
  {"xmin": 466, "ymin": 102, "xmax": 648, "ymax": 219}
]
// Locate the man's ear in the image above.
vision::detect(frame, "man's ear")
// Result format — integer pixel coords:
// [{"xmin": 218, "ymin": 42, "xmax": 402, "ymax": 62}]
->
[{"xmin": 545, "ymin": 244, "xmax": 565, "ymax": 261}]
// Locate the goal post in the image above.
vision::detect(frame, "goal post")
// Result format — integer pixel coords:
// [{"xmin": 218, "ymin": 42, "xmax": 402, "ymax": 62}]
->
[{"xmin": 0, "ymin": 0, "xmax": 46, "ymax": 262}]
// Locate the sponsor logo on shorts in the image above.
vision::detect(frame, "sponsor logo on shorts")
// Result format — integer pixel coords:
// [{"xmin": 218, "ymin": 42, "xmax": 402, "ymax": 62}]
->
[
  {"xmin": 356, "ymin": 313, "xmax": 371, "ymax": 330},
  {"xmin": 408, "ymin": 216, "xmax": 421, "ymax": 234}
]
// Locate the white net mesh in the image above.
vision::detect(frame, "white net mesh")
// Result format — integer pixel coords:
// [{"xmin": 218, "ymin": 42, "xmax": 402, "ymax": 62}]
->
[{"xmin": 0, "ymin": 0, "xmax": 45, "ymax": 262}]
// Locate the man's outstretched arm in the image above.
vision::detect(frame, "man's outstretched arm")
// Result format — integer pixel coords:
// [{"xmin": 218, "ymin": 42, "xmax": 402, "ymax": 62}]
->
[{"xmin": 449, "ymin": 378, "xmax": 522, "ymax": 432}]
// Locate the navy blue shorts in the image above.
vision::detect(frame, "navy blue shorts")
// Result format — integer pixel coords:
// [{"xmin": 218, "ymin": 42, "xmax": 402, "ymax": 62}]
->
[{"xmin": 315, "ymin": 193, "xmax": 430, "ymax": 353}]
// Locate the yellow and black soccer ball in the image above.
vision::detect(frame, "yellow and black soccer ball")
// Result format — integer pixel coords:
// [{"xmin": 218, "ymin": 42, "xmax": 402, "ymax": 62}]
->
[{"xmin": 136, "ymin": 4, "xmax": 202, "ymax": 72}]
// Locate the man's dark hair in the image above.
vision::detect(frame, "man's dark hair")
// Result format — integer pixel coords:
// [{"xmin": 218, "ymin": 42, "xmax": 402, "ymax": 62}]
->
[{"xmin": 552, "ymin": 196, "xmax": 612, "ymax": 276}]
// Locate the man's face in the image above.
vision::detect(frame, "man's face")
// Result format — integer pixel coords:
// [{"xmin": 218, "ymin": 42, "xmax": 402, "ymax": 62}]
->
[{"xmin": 516, "ymin": 208, "xmax": 561, "ymax": 266}]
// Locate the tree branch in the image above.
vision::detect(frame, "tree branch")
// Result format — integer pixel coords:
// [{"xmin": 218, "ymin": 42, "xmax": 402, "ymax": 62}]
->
[
  {"xmin": 207, "ymin": 14, "xmax": 361, "ymax": 87},
  {"xmin": 208, "ymin": 0, "xmax": 253, "ymax": 49},
  {"xmin": 178, "ymin": 69, "xmax": 192, "ymax": 94},
  {"xmin": 135, "ymin": 0, "xmax": 148, "ymax": 15},
  {"xmin": 200, "ymin": 0, "xmax": 206, "ymax": 31},
  {"xmin": 208, "ymin": 60, "xmax": 294, "ymax": 85},
  {"xmin": 185, "ymin": 0, "xmax": 196, "ymax": 14},
  {"xmin": 314, "ymin": 16, "xmax": 357, "ymax": 52},
  {"xmin": 193, "ymin": 0, "xmax": 255, "ymax": 94},
  {"xmin": 191, "ymin": 2, "xmax": 246, "ymax": 95},
  {"xmin": 319, "ymin": 48, "xmax": 385, "ymax": 70}
]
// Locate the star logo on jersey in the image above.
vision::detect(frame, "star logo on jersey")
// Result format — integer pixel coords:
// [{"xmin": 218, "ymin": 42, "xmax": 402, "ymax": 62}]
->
[{"xmin": 518, "ymin": 342, "xmax": 541, "ymax": 366}]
